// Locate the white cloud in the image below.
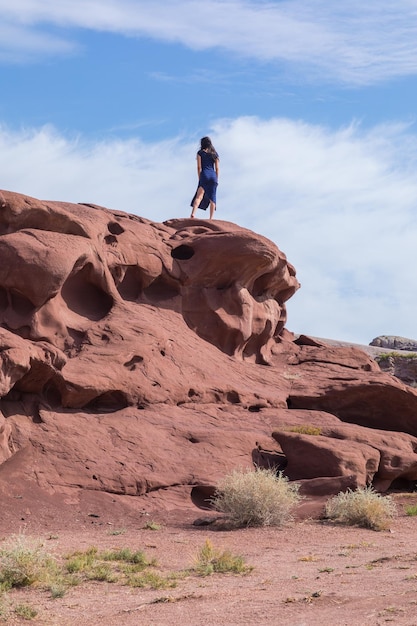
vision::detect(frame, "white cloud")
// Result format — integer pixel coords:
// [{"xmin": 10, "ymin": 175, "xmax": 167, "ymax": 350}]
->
[
  {"xmin": 0, "ymin": 20, "xmax": 76, "ymax": 62},
  {"xmin": 1, "ymin": 116, "xmax": 417, "ymax": 344},
  {"xmin": 1, "ymin": 1, "xmax": 417, "ymax": 84}
]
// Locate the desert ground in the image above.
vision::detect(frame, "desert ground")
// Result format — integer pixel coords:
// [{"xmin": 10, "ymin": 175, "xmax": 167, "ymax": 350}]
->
[{"xmin": 1, "ymin": 493, "xmax": 417, "ymax": 626}]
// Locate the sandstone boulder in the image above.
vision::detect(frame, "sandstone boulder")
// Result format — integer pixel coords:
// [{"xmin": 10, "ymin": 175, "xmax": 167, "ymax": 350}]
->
[
  {"xmin": 0, "ymin": 190, "xmax": 416, "ymax": 521},
  {"xmin": 370, "ymin": 335, "xmax": 417, "ymax": 351}
]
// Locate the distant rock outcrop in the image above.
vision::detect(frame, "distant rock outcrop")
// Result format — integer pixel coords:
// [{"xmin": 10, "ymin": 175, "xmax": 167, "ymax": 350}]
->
[
  {"xmin": 1, "ymin": 190, "xmax": 417, "ymax": 522},
  {"xmin": 370, "ymin": 335, "xmax": 417, "ymax": 351},
  {"xmin": 369, "ymin": 336, "xmax": 417, "ymax": 387}
]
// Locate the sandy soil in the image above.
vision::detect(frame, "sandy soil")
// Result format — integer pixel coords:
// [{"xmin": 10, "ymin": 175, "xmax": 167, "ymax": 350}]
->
[{"xmin": 2, "ymin": 494, "xmax": 417, "ymax": 625}]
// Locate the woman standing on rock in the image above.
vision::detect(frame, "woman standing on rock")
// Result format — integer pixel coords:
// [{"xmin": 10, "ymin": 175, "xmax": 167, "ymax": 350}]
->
[{"xmin": 190, "ymin": 136, "xmax": 219, "ymax": 220}]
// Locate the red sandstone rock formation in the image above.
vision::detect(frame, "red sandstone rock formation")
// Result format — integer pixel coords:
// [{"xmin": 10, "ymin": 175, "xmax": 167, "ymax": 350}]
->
[{"xmin": 0, "ymin": 190, "xmax": 417, "ymax": 520}]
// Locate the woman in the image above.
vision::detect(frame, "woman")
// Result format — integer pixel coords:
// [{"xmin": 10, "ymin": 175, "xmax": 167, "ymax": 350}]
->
[{"xmin": 190, "ymin": 136, "xmax": 219, "ymax": 219}]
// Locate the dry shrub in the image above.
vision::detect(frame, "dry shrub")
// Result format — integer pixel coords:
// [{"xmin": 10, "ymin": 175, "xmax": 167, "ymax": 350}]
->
[
  {"xmin": 324, "ymin": 486, "xmax": 397, "ymax": 531},
  {"xmin": 0, "ymin": 535, "xmax": 58, "ymax": 590},
  {"xmin": 212, "ymin": 468, "xmax": 301, "ymax": 527}
]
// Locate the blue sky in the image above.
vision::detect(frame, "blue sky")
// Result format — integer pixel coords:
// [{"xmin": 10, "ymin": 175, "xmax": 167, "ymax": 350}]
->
[{"xmin": 1, "ymin": 1, "xmax": 417, "ymax": 344}]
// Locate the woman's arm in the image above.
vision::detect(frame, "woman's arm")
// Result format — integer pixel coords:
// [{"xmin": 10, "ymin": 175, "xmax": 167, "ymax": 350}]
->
[
  {"xmin": 214, "ymin": 158, "xmax": 219, "ymax": 180},
  {"xmin": 196, "ymin": 154, "xmax": 202, "ymax": 178}
]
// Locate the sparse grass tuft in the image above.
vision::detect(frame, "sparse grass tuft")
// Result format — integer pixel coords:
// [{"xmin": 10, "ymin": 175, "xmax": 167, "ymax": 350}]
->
[
  {"xmin": 107, "ymin": 528, "xmax": 126, "ymax": 536},
  {"xmin": 193, "ymin": 540, "xmax": 252, "ymax": 576},
  {"xmin": 64, "ymin": 545, "xmax": 159, "ymax": 586},
  {"xmin": 287, "ymin": 425, "xmax": 322, "ymax": 436},
  {"xmin": 125, "ymin": 571, "xmax": 177, "ymax": 589},
  {"xmin": 0, "ymin": 593, "xmax": 10, "ymax": 620},
  {"xmin": 376, "ymin": 352, "xmax": 417, "ymax": 362},
  {"xmin": 0, "ymin": 534, "xmax": 59, "ymax": 590},
  {"xmin": 65, "ymin": 547, "xmax": 98, "ymax": 574},
  {"xmin": 143, "ymin": 521, "xmax": 162, "ymax": 531},
  {"xmin": 50, "ymin": 584, "xmax": 66, "ymax": 599},
  {"xmin": 100, "ymin": 548, "xmax": 153, "ymax": 566},
  {"xmin": 86, "ymin": 563, "xmax": 118, "ymax": 583},
  {"xmin": 325, "ymin": 486, "xmax": 397, "ymax": 531},
  {"xmin": 405, "ymin": 504, "xmax": 417, "ymax": 516},
  {"xmin": 212, "ymin": 468, "xmax": 301, "ymax": 527},
  {"xmin": 14, "ymin": 603, "xmax": 37, "ymax": 620}
]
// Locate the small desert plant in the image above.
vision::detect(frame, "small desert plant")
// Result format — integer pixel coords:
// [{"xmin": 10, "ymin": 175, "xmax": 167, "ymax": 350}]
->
[
  {"xmin": 405, "ymin": 504, "xmax": 417, "ymax": 516},
  {"xmin": 14, "ymin": 603, "xmax": 38, "ymax": 620},
  {"xmin": 324, "ymin": 486, "xmax": 397, "ymax": 531},
  {"xmin": 50, "ymin": 584, "xmax": 66, "ymax": 599},
  {"xmin": 0, "ymin": 535, "xmax": 58, "ymax": 590},
  {"xmin": 288, "ymin": 425, "xmax": 322, "ymax": 436},
  {"xmin": 65, "ymin": 547, "xmax": 98, "ymax": 574},
  {"xmin": 100, "ymin": 548, "xmax": 155, "ymax": 567},
  {"xmin": 125, "ymin": 571, "xmax": 177, "ymax": 589},
  {"xmin": 86, "ymin": 563, "xmax": 117, "ymax": 583},
  {"xmin": 64, "ymin": 545, "xmax": 159, "ymax": 587},
  {"xmin": 108, "ymin": 528, "xmax": 126, "ymax": 536},
  {"xmin": 143, "ymin": 521, "xmax": 161, "ymax": 531},
  {"xmin": 212, "ymin": 467, "xmax": 301, "ymax": 527},
  {"xmin": 0, "ymin": 593, "xmax": 10, "ymax": 620},
  {"xmin": 376, "ymin": 352, "xmax": 417, "ymax": 362},
  {"xmin": 193, "ymin": 540, "xmax": 252, "ymax": 576}
]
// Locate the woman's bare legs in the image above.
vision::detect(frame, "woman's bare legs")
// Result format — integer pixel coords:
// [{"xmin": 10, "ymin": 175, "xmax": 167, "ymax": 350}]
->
[
  {"xmin": 209, "ymin": 201, "xmax": 216, "ymax": 219},
  {"xmin": 190, "ymin": 187, "xmax": 204, "ymax": 218}
]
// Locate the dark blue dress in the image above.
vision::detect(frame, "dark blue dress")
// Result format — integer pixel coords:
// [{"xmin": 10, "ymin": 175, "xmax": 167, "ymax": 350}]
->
[{"xmin": 190, "ymin": 149, "xmax": 218, "ymax": 210}]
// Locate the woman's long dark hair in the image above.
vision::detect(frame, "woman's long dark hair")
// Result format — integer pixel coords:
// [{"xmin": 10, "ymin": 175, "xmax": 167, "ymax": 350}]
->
[{"xmin": 200, "ymin": 136, "xmax": 218, "ymax": 159}]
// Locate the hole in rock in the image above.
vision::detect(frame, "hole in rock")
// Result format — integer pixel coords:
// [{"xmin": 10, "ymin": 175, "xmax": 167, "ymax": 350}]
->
[
  {"xmin": 188, "ymin": 388, "xmax": 198, "ymax": 398},
  {"xmin": 226, "ymin": 390, "xmax": 241, "ymax": 404},
  {"xmin": 0, "ymin": 287, "xmax": 8, "ymax": 312},
  {"xmin": 104, "ymin": 234, "xmax": 117, "ymax": 245},
  {"xmin": 191, "ymin": 486, "xmax": 216, "ymax": 510},
  {"xmin": 42, "ymin": 382, "xmax": 62, "ymax": 407},
  {"xmin": 389, "ymin": 477, "xmax": 415, "ymax": 492},
  {"xmin": 1, "ymin": 389, "xmax": 22, "ymax": 410},
  {"xmin": 123, "ymin": 355, "xmax": 144, "ymax": 370},
  {"xmin": 171, "ymin": 245, "xmax": 195, "ymax": 260},
  {"xmin": 10, "ymin": 290, "xmax": 36, "ymax": 316},
  {"xmin": 160, "ymin": 349, "xmax": 165, "ymax": 356},
  {"xmin": 7, "ymin": 325, "xmax": 32, "ymax": 339},
  {"xmin": 142, "ymin": 276, "xmax": 179, "ymax": 303},
  {"xmin": 32, "ymin": 408, "xmax": 43, "ymax": 424},
  {"xmin": 252, "ymin": 447, "xmax": 287, "ymax": 472},
  {"xmin": 116, "ymin": 266, "xmax": 144, "ymax": 301},
  {"xmin": 187, "ymin": 436, "xmax": 200, "ymax": 444},
  {"xmin": 107, "ymin": 221, "xmax": 124, "ymax": 235},
  {"xmin": 252, "ymin": 273, "xmax": 271, "ymax": 298},
  {"xmin": 248, "ymin": 404, "xmax": 264, "ymax": 413},
  {"xmin": 86, "ymin": 390, "xmax": 129, "ymax": 412},
  {"xmin": 62, "ymin": 264, "xmax": 113, "ymax": 321},
  {"xmin": 66, "ymin": 328, "xmax": 87, "ymax": 354}
]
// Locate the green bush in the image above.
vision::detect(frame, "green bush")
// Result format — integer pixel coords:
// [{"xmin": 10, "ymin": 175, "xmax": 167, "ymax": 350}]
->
[
  {"xmin": 324, "ymin": 486, "xmax": 397, "ymax": 531},
  {"xmin": 212, "ymin": 467, "xmax": 301, "ymax": 527}
]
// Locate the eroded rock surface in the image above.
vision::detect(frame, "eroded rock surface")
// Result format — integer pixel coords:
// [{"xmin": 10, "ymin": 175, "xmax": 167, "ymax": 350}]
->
[{"xmin": 0, "ymin": 189, "xmax": 417, "ymax": 521}]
